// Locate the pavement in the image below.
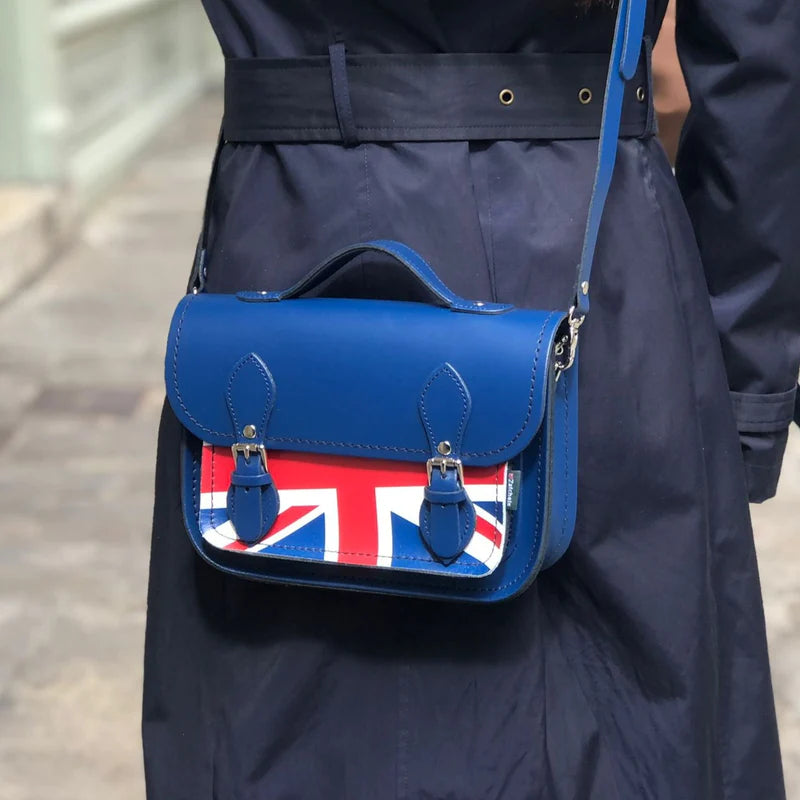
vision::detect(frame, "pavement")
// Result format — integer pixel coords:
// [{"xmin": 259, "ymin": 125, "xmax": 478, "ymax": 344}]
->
[
  {"xmin": 0, "ymin": 94, "xmax": 798, "ymax": 799},
  {"xmin": 0, "ymin": 186, "xmax": 58, "ymax": 304}
]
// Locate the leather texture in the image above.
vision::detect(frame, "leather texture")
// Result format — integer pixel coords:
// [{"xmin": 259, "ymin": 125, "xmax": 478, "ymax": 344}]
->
[
  {"xmin": 164, "ymin": 0, "xmax": 642, "ymax": 601},
  {"xmin": 420, "ymin": 470, "xmax": 476, "ymax": 565},
  {"xmin": 224, "ymin": 353, "xmax": 280, "ymax": 542},
  {"xmin": 417, "ymin": 363, "xmax": 475, "ymax": 563},
  {"xmin": 418, "ymin": 363, "xmax": 473, "ymax": 454},
  {"xmin": 165, "ymin": 239, "xmax": 578, "ymax": 601},
  {"xmin": 540, "ymin": 353, "xmax": 579, "ymax": 569},
  {"xmin": 225, "ymin": 353, "xmax": 276, "ymax": 442},
  {"xmin": 178, "ymin": 358, "xmax": 576, "ymax": 602},
  {"xmin": 575, "ymin": 0, "xmax": 648, "ymax": 316},
  {"xmin": 197, "ymin": 445, "xmax": 510, "ymax": 580},
  {"xmin": 227, "ymin": 452, "xmax": 280, "ymax": 545},
  {"xmin": 166, "ymin": 291, "xmax": 564, "ymax": 466},
  {"xmin": 246, "ymin": 240, "xmax": 512, "ymax": 314}
]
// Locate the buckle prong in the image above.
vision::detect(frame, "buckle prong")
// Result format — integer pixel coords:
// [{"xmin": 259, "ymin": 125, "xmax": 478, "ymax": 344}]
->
[
  {"xmin": 231, "ymin": 442, "xmax": 268, "ymax": 471},
  {"xmin": 426, "ymin": 456, "xmax": 465, "ymax": 486}
]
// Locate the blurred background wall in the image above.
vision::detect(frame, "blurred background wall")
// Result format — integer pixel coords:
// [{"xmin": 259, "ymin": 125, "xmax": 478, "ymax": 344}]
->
[{"xmin": 0, "ymin": 0, "xmax": 222, "ymax": 300}]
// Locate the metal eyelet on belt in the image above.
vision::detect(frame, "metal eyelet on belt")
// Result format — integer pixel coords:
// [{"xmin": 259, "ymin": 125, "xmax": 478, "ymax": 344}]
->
[
  {"xmin": 498, "ymin": 88, "xmax": 515, "ymax": 106},
  {"xmin": 578, "ymin": 87, "xmax": 593, "ymax": 105}
]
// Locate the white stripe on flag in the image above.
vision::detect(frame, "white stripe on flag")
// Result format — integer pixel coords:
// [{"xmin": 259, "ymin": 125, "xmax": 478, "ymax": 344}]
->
[{"xmin": 200, "ymin": 491, "xmax": 228, "ymax": 510}]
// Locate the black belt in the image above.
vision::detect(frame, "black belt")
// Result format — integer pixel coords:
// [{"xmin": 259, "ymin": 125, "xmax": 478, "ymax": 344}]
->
[{"xmin": 223, "ymin": 46, "xmax": 655, "ymax": 145}]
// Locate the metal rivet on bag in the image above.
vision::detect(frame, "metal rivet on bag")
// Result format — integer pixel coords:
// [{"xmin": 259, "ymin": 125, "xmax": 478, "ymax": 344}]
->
[
  {"xmin": 243, "ymin": 424, "xmax": 257, "ymax": 439},
  {"xmin": 578, "ymin": 87, "xmax": 593, "ymax": 105},
  {"xmin": 499, "ymin": 88, "xmax": 515, "ymax": 106},
  {"xmin": 636, "ymin": 86, "xmax": 646, "ymax": 102},
  {"xmin": 581, "ymin": 281, "xmax": 589, "ymax": 295},
  {"xmin": 437, "ymin": 441, "xmax": 452, "ymax": 456}
]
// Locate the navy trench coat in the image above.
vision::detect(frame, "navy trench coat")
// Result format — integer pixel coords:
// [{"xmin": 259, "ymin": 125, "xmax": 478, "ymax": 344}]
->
[{"xmin": 143, "ymin": 1, "xmax": 800, "ymax": 797}]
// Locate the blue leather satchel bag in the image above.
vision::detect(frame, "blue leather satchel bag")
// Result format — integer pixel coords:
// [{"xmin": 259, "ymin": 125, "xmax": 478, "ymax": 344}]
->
[{"xmin": 164, "ymin": 0, "xmax": 646, "ymax": 602}]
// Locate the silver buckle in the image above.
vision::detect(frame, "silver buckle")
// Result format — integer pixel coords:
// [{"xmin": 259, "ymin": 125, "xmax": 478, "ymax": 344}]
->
[
  {"xmin": 231, "ymin": 442, "xmax": 268, "ymax": 471},
  {"xmin": 554, "ymin": 306, "xmax": 585, "ymax": 380},
  {"xmin": 426, "ymin": 456, "xmax": 465, "ymax": 486}
]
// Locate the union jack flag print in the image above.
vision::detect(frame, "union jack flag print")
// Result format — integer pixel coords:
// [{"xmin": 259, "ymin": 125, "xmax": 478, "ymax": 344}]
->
[{"xmin": 199, "ymin": 444, "xmax": 510, "ymax": 577}]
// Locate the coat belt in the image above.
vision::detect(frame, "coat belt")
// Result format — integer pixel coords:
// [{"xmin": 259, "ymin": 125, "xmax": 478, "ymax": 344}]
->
[{"xmin": 223, "ymin": 48, "xmax": 656, "ymax": 145}]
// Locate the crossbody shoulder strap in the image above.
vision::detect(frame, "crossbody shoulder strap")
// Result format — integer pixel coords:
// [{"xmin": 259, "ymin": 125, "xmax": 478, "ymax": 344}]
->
[{"xmin": 574, "ymin": 0, "xmax": 648, "ymax": 320}]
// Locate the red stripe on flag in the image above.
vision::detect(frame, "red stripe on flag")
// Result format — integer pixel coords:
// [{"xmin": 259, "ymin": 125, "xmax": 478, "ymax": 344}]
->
[
  {"xmin": 209, "ymin": 447, "xmax": 235, "ymax": 493},
  {"xmin": 268, "ymin": 505, "xmax": 317, "ymax": 538},
  {"xmin": 205, "ymin": 446, "xmax": 501, "ymax": 495},
  {"xmin": 475, "ymin": 515, "xmax": 503, "ymax": 548},
  {"xmin": 200, "ymin": 445, "xmax": 214, "ymax": 493},
  {"xmin": 203, "ymin": 445, "xmax": 506, "ymax": 565}
]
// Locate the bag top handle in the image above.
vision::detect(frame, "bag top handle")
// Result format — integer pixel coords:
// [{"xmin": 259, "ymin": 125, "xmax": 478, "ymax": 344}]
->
[
  {"xmin": 191, "ymin": 0, "xmax": 648, "ymax": 324},
  {"xmin": 243, "ymin": 239, "xmax": 513, "ymax": 314}
]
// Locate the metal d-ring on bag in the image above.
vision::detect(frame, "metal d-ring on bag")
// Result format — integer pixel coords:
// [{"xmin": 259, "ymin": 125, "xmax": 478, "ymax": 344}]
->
[{"xmin": 164, "ymin": 0, "xmax": 647, "ymax": 603}]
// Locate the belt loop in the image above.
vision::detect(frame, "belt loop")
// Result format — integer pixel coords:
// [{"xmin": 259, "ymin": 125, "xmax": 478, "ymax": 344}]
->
[{"xmin": 328, "ymin": 42, "xmax": 359, "ymax": 147}]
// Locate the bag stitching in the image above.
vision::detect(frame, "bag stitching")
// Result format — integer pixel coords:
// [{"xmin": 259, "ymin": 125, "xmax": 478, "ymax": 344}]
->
[
  {"xmin": 210, "ymin": 445, "xmax": 216, "ymax": 528},
  {"xmin": 418, "ymin": 489, "xmax": 473, "ymax": 562},
  {"xmin": 554, "ymin": 376, "xmax": 570, "ymax": 558},
  {"xmin": 190, "ymin": 443, "xmax": 537, "ymax": 594},
  {"xmin": 225, "ymin": 353, "xmax": 273, "ymax": 437},
  {"xmin": 172, "ymin": 296, "xmax": 422, "ymax": 449},
  {"xmin": 172, "ymin": 295, "xmax": 556, "ymax": 459},
  {"xmin": 201, "ymin": 449, "xmax": 504, "ymax": 567},
  {"xmin": 465, "ymin": 311, "xmax": 555, "ymax": 457},
  {"xmin": 418, "ymin": 364, "xmax": 470, "ymax": 452}
]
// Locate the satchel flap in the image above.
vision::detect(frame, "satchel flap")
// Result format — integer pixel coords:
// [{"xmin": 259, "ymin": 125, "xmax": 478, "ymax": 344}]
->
[{"xmin": 166, "ymin": 293, "xmax": 565, "ymax": 466}]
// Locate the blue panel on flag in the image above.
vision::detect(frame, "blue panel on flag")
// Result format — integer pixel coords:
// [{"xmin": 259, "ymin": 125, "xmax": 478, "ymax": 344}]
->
[{"xmin": 259, "ymin": 514, "xmax": 327, "ymax": 560}]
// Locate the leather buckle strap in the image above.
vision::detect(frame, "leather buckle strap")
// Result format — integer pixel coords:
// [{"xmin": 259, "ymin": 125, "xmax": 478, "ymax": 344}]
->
[
  {"xmin": 426, "ymin": 456, "xmax": 465, "ymax": 486},
  {"xmin": 223, "ymin": 51, "xmax": 654, "ymax": 144},
  {"xmin": 231, "ymin": 442, "xmax": 268, "ymax": 471}
]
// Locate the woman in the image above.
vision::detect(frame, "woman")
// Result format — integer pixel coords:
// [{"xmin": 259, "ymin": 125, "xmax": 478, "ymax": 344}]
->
[{"xmin": 143, "ymin": 1, "xmax": 800, "ymax": 797}]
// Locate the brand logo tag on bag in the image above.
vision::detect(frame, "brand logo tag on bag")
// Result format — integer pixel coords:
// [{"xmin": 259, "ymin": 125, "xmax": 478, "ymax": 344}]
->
[{"xmin": 505, "ymin": 470, "xmax": 522, "ymax": 511}]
